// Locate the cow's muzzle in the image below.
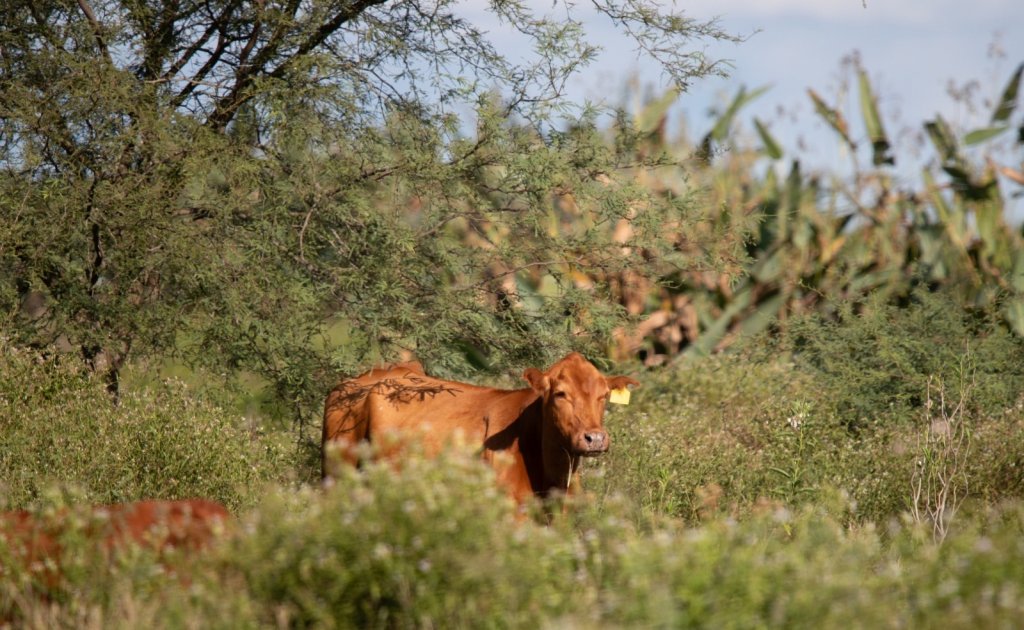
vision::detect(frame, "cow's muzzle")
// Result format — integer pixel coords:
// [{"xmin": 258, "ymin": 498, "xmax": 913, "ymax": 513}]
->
[{"xmin": 575, "ymin": 430, "xmax": 609, "ymax": 456}]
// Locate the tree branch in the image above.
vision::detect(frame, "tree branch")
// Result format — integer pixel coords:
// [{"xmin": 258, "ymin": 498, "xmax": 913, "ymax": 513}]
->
[
  {"xmin": 76, "ymin": 0, "xmax": 112, "ymax": 63},
  {"xmin": 206, "ymin": 0, "xmax": 390, "ymax": 131},
  {"xmin": 200, "ymin": 0, "xmax": 301, "ymax": 129},
  {"xmin": 171, "ymin": 30, "xmax": 232, "ymax": 108},
  {"xmin": 137, "ymin": 0, "xmax": 185, "ymax": 81},
  {"xmin": 165, "ymin": 0, "xmax": 242, "ymax": 82},
  {"xmin": 236, "ymin": 18, "xmax": 263, "ymax": 70}
]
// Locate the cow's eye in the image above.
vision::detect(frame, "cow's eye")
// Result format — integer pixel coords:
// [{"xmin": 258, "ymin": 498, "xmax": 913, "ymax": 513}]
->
[{"xmin": 553, "ymin": 391, "xmax": 568, "ymax": 399}]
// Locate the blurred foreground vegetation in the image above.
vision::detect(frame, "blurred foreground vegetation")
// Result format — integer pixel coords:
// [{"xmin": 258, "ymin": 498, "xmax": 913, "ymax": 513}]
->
[{"xmin": 9, "ymin": 456, "xmax": 1024, "ymax": 628}]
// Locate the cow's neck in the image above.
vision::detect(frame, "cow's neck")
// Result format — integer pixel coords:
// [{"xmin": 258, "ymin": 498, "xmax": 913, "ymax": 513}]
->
[
  {"xmin": 515, "ymin": 396, "xmax": 579, "ymax": 497},
  {"xmin": 482, "ymin": 391, "xmax": 580, "ymax": 499},
  {"xmin": 540, "ymin": 430, "xmax": 580, "ymax": 496}
]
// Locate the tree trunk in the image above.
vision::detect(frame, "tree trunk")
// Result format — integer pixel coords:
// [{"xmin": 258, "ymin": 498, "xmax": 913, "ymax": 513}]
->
[{"xmin": 81, "ymin": 345, "xmax": 125, "ymax": 403}]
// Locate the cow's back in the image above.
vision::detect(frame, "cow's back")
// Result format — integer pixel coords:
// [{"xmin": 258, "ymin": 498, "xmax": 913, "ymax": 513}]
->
[
  {"xmin": 0, "ymin": 499, "xmax": 232, "ymax": 590},
  {"xmin": 322, "ymin": 361, "xmax": 428, "ymax": 472},
  {"xmin": 364, "ymin": 379, "xmax": 527, "ymax": 457},
  {"xmin": 105, "ymin": 499, "xmax": 231, "ymax": 550},
  {"xmin": 322, "ymin": 362, "xmax": 533, "ymax": 475}
]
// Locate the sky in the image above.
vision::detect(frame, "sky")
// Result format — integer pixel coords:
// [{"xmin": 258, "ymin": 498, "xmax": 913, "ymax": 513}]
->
[{"xmin": 538, "ymin": 0, "xmax": 1024, "ymax": 218}]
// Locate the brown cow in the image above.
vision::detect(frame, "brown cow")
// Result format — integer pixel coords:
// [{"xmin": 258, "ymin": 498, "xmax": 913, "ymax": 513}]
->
[
  {"xmin": 322, "ymin": 353, "xmax": 639, "ymax": 504},
  {"xmin": 0, "ymin": 499, "xmax": 231, "ymax": 588}
]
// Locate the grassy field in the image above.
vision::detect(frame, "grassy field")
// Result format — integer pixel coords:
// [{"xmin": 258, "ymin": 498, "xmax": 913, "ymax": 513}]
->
[{"xmin": 3, "ymin": 294, "xmax": 1024, "ymax": 628}]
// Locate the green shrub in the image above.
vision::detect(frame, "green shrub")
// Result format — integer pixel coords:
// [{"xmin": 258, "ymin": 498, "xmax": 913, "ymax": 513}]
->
[
  {"xmin": 588, "ymin": 354, "xmax": 892, "ymax": 522},
  {"xmin": 3, "ymin": 302, "xmax": 1024, "ymax": 628},
  {"xmin": 0, "ymin": 489, "xmax": 254, "ymax": 629},
  {"xmin": 579, "ymin": 496, "xmax": 1024, "ymax": 628},
  {"xmin": 225, "ymin": 477, "xmax": 1024, "ymax": 628},
  {"xmin": 589, "ymin": 344, "xmax": 1024, "ymax": 526},
  {"xmin": 4, "ymin": 455, "xmax": 1024, "ymax": 628},
  {"xmin": 0, "ymin": 344, "xmax": 291, "ymax": 511},
  {"xmin": 776, "ymin": 290, "xmax": 1024, "ymax": 429},
  {"xmin": 231, "ymin": 453, "xmax": 579, "ymax": 628}
]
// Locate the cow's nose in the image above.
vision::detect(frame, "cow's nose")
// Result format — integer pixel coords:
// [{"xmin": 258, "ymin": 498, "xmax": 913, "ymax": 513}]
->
[{"xmin": 582, "ymin": 431, "xmax": 608, "ymax": 452}]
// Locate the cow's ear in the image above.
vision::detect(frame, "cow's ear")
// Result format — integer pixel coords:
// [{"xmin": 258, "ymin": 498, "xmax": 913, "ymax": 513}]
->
[
  {"xmin": 523, "ymin": 368, "xmax": 549, "ymax": 394},
  {"xmin": 606, "ymin": 375, "xmax": 640, "ymax": 390}
]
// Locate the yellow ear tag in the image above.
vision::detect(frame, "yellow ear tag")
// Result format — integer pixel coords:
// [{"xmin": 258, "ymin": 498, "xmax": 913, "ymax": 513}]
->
[{"xmin": 609, "ymin": 387, "xmax": 631, "ymax": 405}]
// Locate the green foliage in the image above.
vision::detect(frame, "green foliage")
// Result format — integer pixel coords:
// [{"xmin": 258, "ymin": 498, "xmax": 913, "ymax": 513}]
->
[
  {"xmin": 779, "ymin": 290, "xmax": 1024, "ymax": 428},
  {"xmin": 0, "ymin": 490, "xmax": 253, "ymax": 628},
  {"xmin": 0, "ymin": 343, "xmax": 290, "ymax": 511},
  {"xmin": 589, "ymin": 354, "xmax": 911, "ymax": 524},
  {"xmin": 858, "ymin": 67, "xmax": 894, "ymax": 166},
  {"xmin": 233, "ymin": 457, "xmax": 577, "ymax": 628},
  {"xmin": 624, "ymin": 59, "xmax": 1024, "ymax": 367},
  {"xmin": 3, "ymin": 7, "xmax": 1024, "ymax": 626},
  {"xmin": 0, "ymin": 0, "xmax": 743, "ymax": 430},
  {"xmin": 590, "ymin": 318, "xmax": 1024, "ymax": 525}
]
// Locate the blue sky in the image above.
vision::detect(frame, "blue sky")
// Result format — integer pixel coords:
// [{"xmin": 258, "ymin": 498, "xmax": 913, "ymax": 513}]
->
[{"xmin": 558, "ymin": 0, "xmax": 1024, "ymax": 217}]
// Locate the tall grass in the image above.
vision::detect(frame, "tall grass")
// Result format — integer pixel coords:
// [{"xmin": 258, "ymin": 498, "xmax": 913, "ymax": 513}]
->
[{"xmin": 589, "ymin": 292, "xmax": 1024, "ymax": 526}]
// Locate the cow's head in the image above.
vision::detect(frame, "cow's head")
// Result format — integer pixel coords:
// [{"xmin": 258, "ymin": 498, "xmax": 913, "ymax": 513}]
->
[{"xmin": 523, "ymin": 353, "xmax": 639, "ymax": 457}]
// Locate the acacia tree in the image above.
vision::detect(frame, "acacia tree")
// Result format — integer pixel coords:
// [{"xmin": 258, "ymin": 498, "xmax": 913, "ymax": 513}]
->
[{"xmin": 0, "ymin": 0, "xmax": 743, "ymax": 424}]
